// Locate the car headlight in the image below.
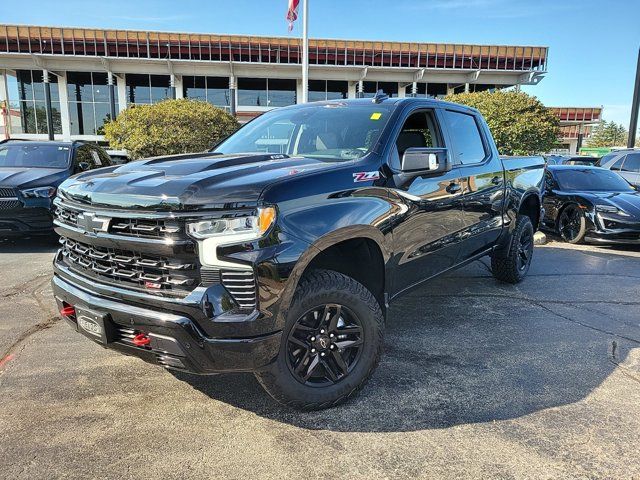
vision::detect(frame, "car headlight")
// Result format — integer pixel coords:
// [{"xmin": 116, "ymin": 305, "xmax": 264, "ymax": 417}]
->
[
  {"xmin": 20, "ymin": 186, "xmax": 57, "ymax": 198},
  {"xmin": 596, "ymin": 205, "xmax": 630, "ymax": 217},
  {"xmin": 188, "ymin": 207, "xmax": 276, "ymax": 269},
  {"xmin": 187, "ymin": 207, "xmax": 276, "ymax": 240}
]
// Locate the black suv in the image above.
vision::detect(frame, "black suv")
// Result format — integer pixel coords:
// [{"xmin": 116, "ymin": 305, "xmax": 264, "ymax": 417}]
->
[{"xmin": 0, "ymin": 140, "xmax": 111, "ymax": 236}]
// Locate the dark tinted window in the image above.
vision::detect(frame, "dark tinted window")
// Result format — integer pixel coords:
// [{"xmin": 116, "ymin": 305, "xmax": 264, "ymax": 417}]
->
[
  {"xmin": 443, "ymin": 110, "xmax": 486, "ymax": 164},
  {"xmin": 610, "ymin": 155, "xmax": 626, "ymax": 170},
  {"xmin": 554, "ymin": 168, "xmax": 634, "ymax": 192},
  {"xmin": 0, "ymin": 144, "xmax": 70, "ymax": 168},
  {"xmin": 620, "ymin": 153, "xmax": 640, "ymax": 172}
]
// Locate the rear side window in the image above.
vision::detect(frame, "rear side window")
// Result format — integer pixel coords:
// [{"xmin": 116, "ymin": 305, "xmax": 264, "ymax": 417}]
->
[
  {"xmin": 620, "ymin": 153, "xmax": 640, "ymax": 173},
  {"xmin": 443, "ymin": 110, "xmax": 486, "ymax": 165},
  {"xmin": 609, "ymin": 155, "xmax": 626, "ymax": 171}
]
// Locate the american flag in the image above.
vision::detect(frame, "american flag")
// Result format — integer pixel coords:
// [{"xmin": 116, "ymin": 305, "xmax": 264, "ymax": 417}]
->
[{"xmin": 286, "ymin": 0, "xmax": 300, "ymax": 31}]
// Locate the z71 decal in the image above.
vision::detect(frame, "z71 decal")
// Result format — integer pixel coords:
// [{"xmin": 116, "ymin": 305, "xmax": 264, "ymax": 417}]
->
[{"xmin": 353, "ymin": 171, "xmax": 380, "ymax": 182}]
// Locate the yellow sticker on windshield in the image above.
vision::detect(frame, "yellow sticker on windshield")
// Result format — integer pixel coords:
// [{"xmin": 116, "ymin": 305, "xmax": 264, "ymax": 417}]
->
[{"xmin": 370, "ymin": 112, "xmax": 382, "ymax": 120}]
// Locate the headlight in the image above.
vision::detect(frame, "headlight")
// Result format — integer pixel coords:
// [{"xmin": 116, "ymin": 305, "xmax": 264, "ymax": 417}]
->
[
  {"xmin": 20, "ymin": 186, "xmax": 57, "ymax": 198},
  {"xmin": 596, "ymin": 205, "xmax": 630, "ymax": 217},
  {"xmin": 187, "ymin": 207, "xmax": 276, "ymax": 240}
]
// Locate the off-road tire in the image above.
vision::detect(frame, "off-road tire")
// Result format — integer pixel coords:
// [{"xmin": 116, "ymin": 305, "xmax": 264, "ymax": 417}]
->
[
  {"xmin": 255, "ymin": 269, "xmax": 384, "ymax": 410},
  {"xmin": 491, "ymin": 214, "xmax": 534, "ymax": 284}
]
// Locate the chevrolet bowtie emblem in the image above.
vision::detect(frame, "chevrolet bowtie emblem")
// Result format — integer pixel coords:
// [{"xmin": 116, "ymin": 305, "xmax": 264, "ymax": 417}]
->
[{"xmin": 76, "ymin": 212, "xmax": 110, "ymax": 233}]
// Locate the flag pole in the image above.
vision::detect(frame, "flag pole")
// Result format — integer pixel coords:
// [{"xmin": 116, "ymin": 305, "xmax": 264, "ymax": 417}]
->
[{"xmin": 301, "ymin": 0, "xmax": 309, "ymax": 103}]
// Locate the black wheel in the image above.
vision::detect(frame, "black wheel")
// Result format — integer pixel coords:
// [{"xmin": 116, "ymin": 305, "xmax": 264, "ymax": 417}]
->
[
  {"xmin": 491, "ymin": 215, "xmax": 534, "ymax": 284},
  {"xmin": 557, "ymin": 205, "xmax": 586, "ymax": 244},
  {"xmin": 255, "ymin": 269, "xmax": 384, "ymax": 410}
]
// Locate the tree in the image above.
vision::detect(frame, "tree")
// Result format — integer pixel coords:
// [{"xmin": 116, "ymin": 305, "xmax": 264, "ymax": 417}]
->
[
  {"xmin": 103, "ymin": 99, "xmax": 239, "ymax": 160},
  {"xmin": 587, "ymin": 121, "xmax": 628, "ymax": 147},
  {"xmin": 444, "ymin": 90, "xmax": 559, "ymax": 155}
]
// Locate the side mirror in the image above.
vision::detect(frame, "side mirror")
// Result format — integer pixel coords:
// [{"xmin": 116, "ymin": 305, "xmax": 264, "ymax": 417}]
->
[
  {"xmin": 401, "ymin": 147, "xmax": 451, "ymax": 176},
  {"xmin": 77, "ymin": 161, "xmax": 90, "ymax": 172}
]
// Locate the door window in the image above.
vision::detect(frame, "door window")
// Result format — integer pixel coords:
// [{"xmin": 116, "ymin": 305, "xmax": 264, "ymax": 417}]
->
[
  {"xmin": 620, "ymin": 153, "xmax": 640, "ymax": 173},
  {"xmin": 609, "ymin": 155, "xmax": 626, "ymax": 171},
  {"xmin": 391, "ymin": 110, "xmax": 440, "ymax": 169},
  {"xmin": 443, "ymin": 110, "xmax": 486, "ymax": 165}
]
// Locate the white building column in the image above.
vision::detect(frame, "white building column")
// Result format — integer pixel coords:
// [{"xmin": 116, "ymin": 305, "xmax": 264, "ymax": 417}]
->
[
  {"xmin": 296, "ymin": 78, "xmax": 303, "ymax": 104},
  {"xmin": 116, "ymin": 75, "xmax": 127, "ymax": 113},
  {"xmin": 347, "ymin": 82, "xmax": 357, "ymax": 99},
  {"xmin": 0, "ymin": 71, "xmax": 8, "ymax": 138},
  {"xmin": 57, "ymin": 72, "xmax": 71, "ymax": 141},
  {"xmin": 174, "ymin": 75, "xmax": 184, "ymax": 99},
  {"xmin": 397, "ymin": 83, "xmax": 406, "ymax": 98}
]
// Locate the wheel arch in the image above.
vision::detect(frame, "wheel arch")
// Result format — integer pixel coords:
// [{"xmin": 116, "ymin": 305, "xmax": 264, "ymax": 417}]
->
[{"xmin": 274, "ymin": 226, "xmax": 391, "ymax": 329}]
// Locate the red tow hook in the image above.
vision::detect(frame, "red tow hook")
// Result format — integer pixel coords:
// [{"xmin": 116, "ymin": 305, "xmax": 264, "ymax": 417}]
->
[
  {"xmin": 60, "ymin": 306, "xmax": 76, "ymax": 317},
  {"xmin": 132, "ymin": 332, "xmax": 151, "ymax": 347}
]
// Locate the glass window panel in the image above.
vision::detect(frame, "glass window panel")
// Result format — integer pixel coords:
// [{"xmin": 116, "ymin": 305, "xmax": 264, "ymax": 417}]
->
[
  {"xmin": 94, "ymin": 103, "xmax": 112, "ymax": 135},
  {"xmin": 6, "ymin": 73, "xmax": 20, "ymax": 109},
  {"xmin": 17, "ymin": 71, "xmax": 33, "ymax": 101},
  {"xmin": 68, "ymin": 102, "xmax": 82, "ymax": 135},
  {"xmin": 184, "ymin": 76, "xmax": 206, "ymax": 100},
  {"xmin": 31, "ymin": 71, "xmax": 46, "ymax": 101},
  {"xmin": 66, "ymin": 71, "xmax": 93, "ymax": 102},
  {"xmin": 92, "ymin": 73, "xmax": 110, "ymax": 102},
  {"xmin": 377, "ymin": 82, "xmax": 398, "ymax": 97},
  {"xmin": 35, "ymin": 101, "xmax": 48, "ymax": 134},
  {"xmin": 326, "ymin": 80, "xmax": 348, "ymax": 100},
  {"xmin": 149, "ymin": 75, "xmax": 170, "ymax": 103},
  {"xmin": 267, "ymin": 79, "xmax": 296, "ymax": 107},
  {"xmin": 81, "ymin": 103, "xmax": 97, "ymax": 136},
  {"xmin": 362, "ymin": 81, "xmax": 377, "ymax": 98},
  {"xmin": 20, "ymin": 101, "xmax": 36, "ymax": 133},
  {"xmin": 126, "ymin": 74, "xmax": 151, "ymax": 104},
  {"xmin": 308, "ymin": 90, "xmax": 326, "ymax": 102},
  {"xmin": 206, "ymin": 77, "xmax": 228, "ymax": 89},
  {"xmin": 443, "ymin": 110, "xmax": 486, "ymax": 165},
  {"xmin": 207, "ymin": 88, "xmax": 230, "ymax": 107},
  {"xmin": 238, "ymin": 78, "xmax": 267, "ymax": 107},
  {"xmin": 51, "ymin": 102, "xmax": 62, "ymax": 134}
]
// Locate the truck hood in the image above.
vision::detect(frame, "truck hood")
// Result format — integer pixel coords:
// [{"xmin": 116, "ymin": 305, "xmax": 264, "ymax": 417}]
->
[
  {"xmin": 0, "ymin": 167, "xmax": 69, "ymax": 190},
  {"xmin": 58, "ymin": 152, "xmax": 344, "ymax": 210}
]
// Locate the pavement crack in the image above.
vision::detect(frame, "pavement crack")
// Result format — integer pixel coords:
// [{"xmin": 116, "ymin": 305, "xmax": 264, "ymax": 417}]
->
[{"xmin": 0, "ymin": 315, "xmax": 61, "ymax": 371}]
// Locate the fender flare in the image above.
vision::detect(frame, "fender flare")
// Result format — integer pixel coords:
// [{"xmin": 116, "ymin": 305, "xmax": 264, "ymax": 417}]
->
[{"xmin": 273, "ymin": 225, "xmax": 391, "ymax": 329}]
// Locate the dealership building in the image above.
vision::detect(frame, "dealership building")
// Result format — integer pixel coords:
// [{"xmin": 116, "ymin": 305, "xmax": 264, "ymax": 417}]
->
[
  {"xmin": 549, "ymin": 106, "xmax": 603, "ymax": 154},
  {"xmin": 0, "ymin": 24, "xmax": 549, "ymax": 143}
]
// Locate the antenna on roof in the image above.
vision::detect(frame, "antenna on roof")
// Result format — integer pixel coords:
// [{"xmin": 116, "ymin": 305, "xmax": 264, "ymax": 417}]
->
[{"xmin": 372, "ymin": 89, "xmax": 389, "ymax": 104}]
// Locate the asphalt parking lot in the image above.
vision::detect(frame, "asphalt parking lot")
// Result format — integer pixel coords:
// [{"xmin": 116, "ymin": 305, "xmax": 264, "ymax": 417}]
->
[{"xmin": 1, "ymin": 235, "xmax": 639, "ymax": 479}]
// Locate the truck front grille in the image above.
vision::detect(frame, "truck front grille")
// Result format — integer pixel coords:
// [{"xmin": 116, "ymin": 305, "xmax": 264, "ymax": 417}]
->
[
  {"xmin": 59, "ymin": 236, "xmax": 199, "ymax": 292},
  {"xmin": 0, "ymin": 186, "xmax": 20, "ymax": 210},
  {"xmin": 56, "ymin": 204, "xmax": 182, "ymax": 240}
]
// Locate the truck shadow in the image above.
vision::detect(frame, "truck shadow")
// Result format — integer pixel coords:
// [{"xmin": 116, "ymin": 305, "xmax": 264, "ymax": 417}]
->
[{"xmin": 174, "ymin": 248, "xmax": 638, "ymax": 432}]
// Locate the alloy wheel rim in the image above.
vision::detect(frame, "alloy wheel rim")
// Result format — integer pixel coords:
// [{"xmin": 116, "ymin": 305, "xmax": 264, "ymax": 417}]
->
[
  {"xmin": 559, "ymin": 208, "xmax": 581, "ymax": 241},
  {"xmin": 286, "ymin": 304, "xmax": 364, "ymax": 387},
  {"xmin": 516, "ymin": 227, "xmax": 533, "ymax": 271}
]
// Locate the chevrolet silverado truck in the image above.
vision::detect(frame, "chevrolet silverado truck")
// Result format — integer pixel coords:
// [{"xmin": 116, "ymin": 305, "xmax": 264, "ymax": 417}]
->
[{"xmin": 51, "ymin": 96, "xmax": 544, "ymax": 409}]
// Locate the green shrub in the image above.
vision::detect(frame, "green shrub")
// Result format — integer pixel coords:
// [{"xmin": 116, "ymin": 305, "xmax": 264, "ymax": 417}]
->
[
  {"xmin": 103, "ymin": 99, "xmax": 239, "ymax": 160},
  {"xmin": 444, "ymin": 90, "xmax": 559, "ymax": 155}
]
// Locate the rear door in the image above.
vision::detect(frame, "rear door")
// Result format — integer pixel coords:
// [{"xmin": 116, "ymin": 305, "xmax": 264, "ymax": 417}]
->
[
  {"xmin": 387, "ymin": 107, "xmax": 466, "ymax": 296},
  {"xmin": 441, "ymin": 108, "xmax": 506, "ymax": 263}
]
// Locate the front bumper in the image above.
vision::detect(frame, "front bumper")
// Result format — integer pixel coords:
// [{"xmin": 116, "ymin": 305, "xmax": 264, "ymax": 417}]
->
[
  {"xmin": 0, "ymin": 206, "xmax": 53, "ymax": 236},
  {"xmin": 585, "ymin": 212, "xmax": 640, "ymax": 244},
  {"xmin": 52, "ymin": 274, "xmax": 282, "ymax": 374}
]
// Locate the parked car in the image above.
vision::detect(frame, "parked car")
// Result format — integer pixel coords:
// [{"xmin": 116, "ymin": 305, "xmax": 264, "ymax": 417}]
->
[
  {"xmin": 597, "ymin": 148, "xmax": 640, "ymax": 187},
  {"xmin": 545, "ymin": 155, "xmax": 599, "ymax": 166},
  {"xmin": 51, "ymin": 97, "xmax": 545, "ymax": 409},
  {"xmin": 106, "ymin": 149, "xmax": 130, "ymax": 165},
  {"xmin": 541, "ymin": 165, "xmax": 640, "ymax": 244},
  {"xmin": 0, "ymin": 139, "xmax": 112, "ymax": 236}
]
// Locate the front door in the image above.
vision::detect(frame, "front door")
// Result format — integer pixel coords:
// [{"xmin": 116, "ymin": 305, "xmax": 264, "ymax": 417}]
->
[{"xmin": 386, "ymin": 109, "xmax": 466, "ymax": 297}]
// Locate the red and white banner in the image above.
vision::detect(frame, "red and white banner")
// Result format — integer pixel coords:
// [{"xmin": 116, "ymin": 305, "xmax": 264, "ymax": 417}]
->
[{"xmin": 286, "ymin": 0, "xmax": 300, "ymax": 31}]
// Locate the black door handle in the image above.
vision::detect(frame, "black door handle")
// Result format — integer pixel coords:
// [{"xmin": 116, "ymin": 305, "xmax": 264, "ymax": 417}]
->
[{"xmin": 446, "ymin": 182, "xmax": 462, "ymax": 194}]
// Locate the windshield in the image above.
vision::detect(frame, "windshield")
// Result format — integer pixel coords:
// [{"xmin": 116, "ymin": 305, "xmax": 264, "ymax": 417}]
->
[
  {"xmin": 554, "ymin": 168, "xmax": 635, "ymax": 192},
  {"xmin": 214, "ymin": 103, "xmax": 394, "ymax": 161},
  {"xmin": 0, "ymin": 144, "xmax": 70, "ymax": 168}
]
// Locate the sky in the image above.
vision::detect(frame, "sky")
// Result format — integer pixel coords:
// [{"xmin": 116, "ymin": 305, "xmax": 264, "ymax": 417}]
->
[{"xmin": 1, "ymin": 0, "xmax": 638, "ymax": 126}]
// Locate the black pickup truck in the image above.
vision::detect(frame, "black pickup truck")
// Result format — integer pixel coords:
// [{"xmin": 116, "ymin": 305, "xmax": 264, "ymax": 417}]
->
[{"xmin": 51, "ymin": 97, "xmax": 544, "ymax": 409}]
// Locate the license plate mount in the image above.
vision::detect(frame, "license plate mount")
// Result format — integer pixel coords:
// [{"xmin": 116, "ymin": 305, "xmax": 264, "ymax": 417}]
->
[{"xmin": 75, "ymin": 306, "xmax": 114, "ymax": 345}]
